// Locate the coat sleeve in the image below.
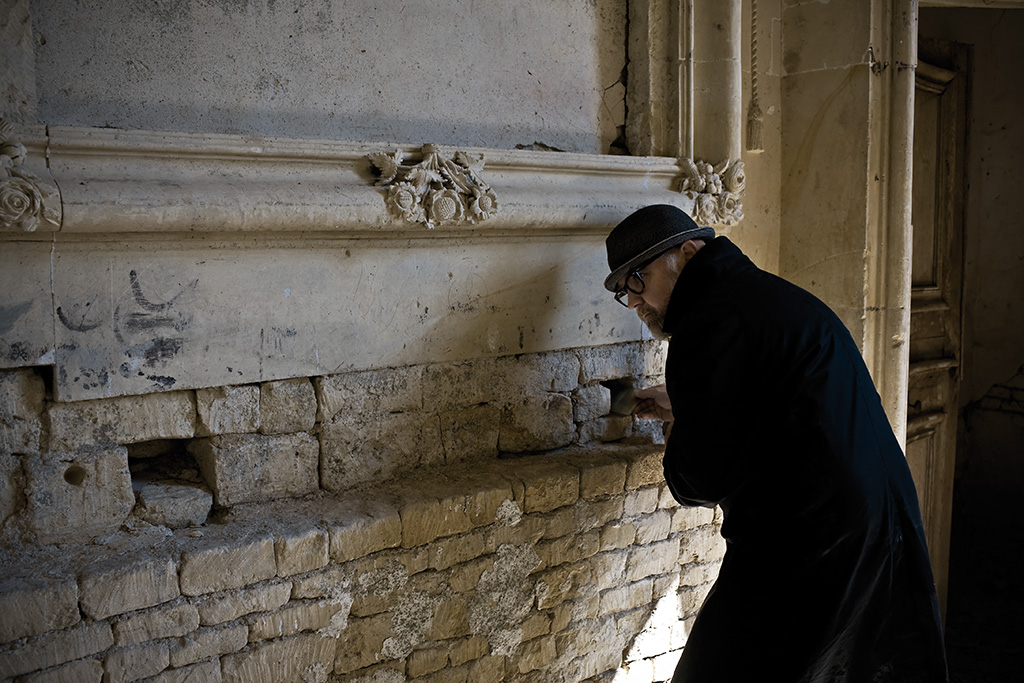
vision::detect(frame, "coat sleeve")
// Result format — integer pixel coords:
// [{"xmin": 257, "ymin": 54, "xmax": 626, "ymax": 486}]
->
[{"xmin": 661, "ymin": 303, "xmax": 766, "ymax": 507}]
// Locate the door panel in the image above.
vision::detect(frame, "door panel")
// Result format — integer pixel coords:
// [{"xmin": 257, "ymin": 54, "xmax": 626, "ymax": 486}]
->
[{"xmin": 908, "ymin": 40, "xmax": 968, "ymax": 619}]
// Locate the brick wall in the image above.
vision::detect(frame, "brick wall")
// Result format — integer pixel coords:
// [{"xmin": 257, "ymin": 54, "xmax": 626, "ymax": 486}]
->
[{"xmin": 0, "ymin": 342, "xmax": 726, "ymax": 681}]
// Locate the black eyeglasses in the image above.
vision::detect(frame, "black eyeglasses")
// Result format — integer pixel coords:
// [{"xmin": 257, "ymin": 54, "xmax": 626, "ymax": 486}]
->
[{"xmin": 613, "ymin": 269, "xmax": 646, "ymax": 307}]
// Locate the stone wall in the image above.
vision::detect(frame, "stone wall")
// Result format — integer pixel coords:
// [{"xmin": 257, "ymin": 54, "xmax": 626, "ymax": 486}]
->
[{"xmin": 1, "ymin": 342, "xmax": 726, "ymax": 681}]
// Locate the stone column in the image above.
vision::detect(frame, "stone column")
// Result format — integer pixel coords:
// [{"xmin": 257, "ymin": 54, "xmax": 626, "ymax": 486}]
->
[{"xmin": 692, "ymin": 0, "xmax": 743, "ymax": 166}]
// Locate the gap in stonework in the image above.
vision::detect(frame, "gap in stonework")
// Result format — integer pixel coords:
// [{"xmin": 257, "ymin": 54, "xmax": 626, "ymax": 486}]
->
[{"xmin": 127, "ymin": 439, "xmax": 214, "ymax": 528}]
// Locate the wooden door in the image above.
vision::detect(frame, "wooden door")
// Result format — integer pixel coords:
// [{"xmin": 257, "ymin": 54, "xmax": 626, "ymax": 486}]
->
[{"xmin": 906, "ymin": 40, "xmax": 968, "ymax": 619}]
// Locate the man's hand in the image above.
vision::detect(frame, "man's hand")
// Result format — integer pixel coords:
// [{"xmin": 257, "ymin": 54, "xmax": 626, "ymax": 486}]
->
[{"xmin": 633, "ymin": 384, "xmax": 674, "ymax": 422}]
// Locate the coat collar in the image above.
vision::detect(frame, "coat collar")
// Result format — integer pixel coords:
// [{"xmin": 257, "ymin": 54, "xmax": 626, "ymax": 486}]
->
[{"xmin": 662, "ymin": 236, "xmax": 753, "ymax": 335}]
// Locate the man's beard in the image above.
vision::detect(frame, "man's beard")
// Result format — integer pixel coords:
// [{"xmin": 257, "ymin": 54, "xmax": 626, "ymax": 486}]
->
[{"xmin": 638, "ymin": 304, "xmax": 670, "ymax": 341}]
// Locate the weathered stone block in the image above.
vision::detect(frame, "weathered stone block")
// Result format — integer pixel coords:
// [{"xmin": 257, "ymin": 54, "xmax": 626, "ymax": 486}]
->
[
  {"xmin": 448, "ymin": 555, "xmax": 496, "ymax": 594},
  {"xmin": 617, "ymin": 446, "xmax": 665, "ymax": 489},
  {"xmin": 589, "ymin": 549, "xmax": 628, "ymax": 589},
  {"xmin": 658, "ymin": 483, "xmax": 679, "ymax": 509},
  {"xmin": 572, "ymin": 383, "xmax": 612, "ymax": 422},
  {"xmin": 274, "ymin": 526, "xmax": 329, "ymax": 577},
  {"xmin": 424, "ymin": 531, "xmax": 485, "ymax": 573},
  {"xmin": 246, "ymin": 600, "xmax": 347, "ymax": 642},
  {"xmin": 449, "ymin": 635, "xmax": 489, "ymax": 667},
  {"xmin": 579, "ymin": 415, "xmax": 632, "ymax": 443},
  {"xmin": 103, "ymin": 642, "xmax": 170, "ymax": 683},
  {"xmin": 536, "ymin": 530, "xmax": 600, "ymax": 569},
  {"xmin": 468, "ymin": 654, "xmax": 506, "ymax": 683},
  {"xmin": 0, "ymin": 368, "xmax": 44, "ymax": 454},
  {"xmin": 79, "ymin": 556, "xmax": 180, "ymax": 620},
  {"xmin": 516, "ymin": 634, "xmax": 557, "ymax": 673},
  {"xmin": 422, "ymin": 352, "xmax": 579, "ymax": 412},
  {"xmin": 0, "ymin": 575, "xmax": 79, "ymax": 642},
  {"xmin": 259, "ymin": 378, "xmax": 316, "ymax": 434},
  {"xmin": 424, "ymin": 596, "xmax": 470, "ymax": 641},
  {"xmin": 407, "ymin": 643, "xmax": 449, "ymax": 678},
  {"xmin": 0, "ymin": 452, "xmax": 24, "ymax": 527},
  {"xmin": 678, "ymin": 560, "xmax": 721, "ymax": 588},
  {"xmin": 196, "ymin": 582, "xmax": 292, "ymax": 626},
  {"xmin": 169, "ymin": 623, "xmax": 247, "ymax": 668},
  {"xmin": 679, "ymin": 526, "xmax": 727, "ymax": 564},
  {"xmin": 634, "ymin": 510, "xmax": 672, "ymax": 545},
  {"xmin": 23, "ymin": 446, "xmax": 134, "ymax": 543},
  {"xmin": 348, "ymin": 557, "xmax": 407, "ymax": 618},
  {"xmin": 47, "ymin": 391, "xmax": 196, "ymax": 450},
  {"xmin": 397, "ymin": 491, "xmax": 474, "ymax": 548},
  {"xmin": 19, "ymin": 658, "xmax": 104, "ymax": 683},
  {"xmin": 141, "ymin": 660, "xmax": 220, "ymax": 683},
  {"xmin": 575, "ymin": 497, "xmax": 625, "ymax": 534},
  {"xmin": 498, "ymin": 394, "xmax": 575, "ymax": 453},
  {"xmin": 599, "ymin": 578, "xmax": 653, "ymax": 616},
  {"xmin": 291, "ymin": 565, "xmax": 351, "ymax": 601},
  {"xmin": 315, "ymin": 366, "xmax": 424, "ymax": 422},
  {"xmin": 188, "ymin": 433, "xmax": 318, "ymax": 507},
  {"xmin": 195, "ymin": 384, "xmax": 259, "ymax": 437},
  {"xmin": 511, "ymin": 459, "xmax": 580, "ymax": 514},
  {"xmin": 448, "ymin": 471, "xmax": 518, "ymax": 528},
  {"xmin": 571, "ymin": 452, "xmax": 627, "ymax": 499},
  {"xmin": 331, "ymin": 614, "xmax": 391, "ymax": 671},
  {"xmin": 534, "ymin": 562, "xmax": 591, "ymax": 610},
  {"xmin": 599, "ymin": 520, "xmax": 637, "ymax": 552},
  {"xmin": 626, "ymin": 539, "xmax": 679, "ymax": 583},
  {"xmin": 327, "ymin": 500, "xmax": 402, "ymax": 562},
  {"xmin": 221, "ymin": 632, "xmax": 336, "ymax": 682},
  {"xmin": 0, "ymin": 622, "xmax": 113, "ymax": 679},
  {"xmin": 113, "ymin": 603, "xmax": 200, "ymax": 647},
  {"xmin": 320, "ymin": 411, "xmax": 443, "ymax": 489},
  {"xmin": 521, "ymin": 612, "xmax": 552, "ymax": 641},
  {"xmin": 134, "ymin": 481, "xmax": 212, "ymax": 528},
  {"xmin": 678, "ymin": 584, "xmax": 714, "ymax": 617},
  {"xmin": 179, "ymin": 534, "xmax": 277, "ymax": 596},
  {"xmin": 578, "ymin": 343, "xmax": 645, "ymax": 383},
  {"xmin": 438, "ymin": 404, "xmax": 500, "ymax": 463},
  {"xmin": 670, "ymin": 505, "xmax": 715, "ymax": 533},
  {"xmin": 623, "ymin": 486, "xmax": 659, "ymax": 517}
]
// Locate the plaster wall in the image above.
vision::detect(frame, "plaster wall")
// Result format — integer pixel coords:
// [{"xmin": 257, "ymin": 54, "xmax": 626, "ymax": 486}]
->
[
  {"xmin": 778, "ymin": 0, "xmax": 875, "ymax": 342},
  {"xmin": 29, "ymin": 0, "xmax": 627, "ymax": 155}
]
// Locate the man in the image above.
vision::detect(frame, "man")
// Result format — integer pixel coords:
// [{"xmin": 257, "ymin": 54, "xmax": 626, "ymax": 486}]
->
[{"xmin": 604, "ymin": 205, "xmax": 948, "ymax": 682}]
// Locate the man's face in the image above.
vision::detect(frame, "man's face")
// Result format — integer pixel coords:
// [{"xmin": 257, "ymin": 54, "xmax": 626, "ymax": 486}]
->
[
  {"xmin": 621, "ymin": 250, "xmax": 683, "ymax": 340},
  {"xmin": 617, "ymin": 240, "xmax": 703, "ymax": 340}
]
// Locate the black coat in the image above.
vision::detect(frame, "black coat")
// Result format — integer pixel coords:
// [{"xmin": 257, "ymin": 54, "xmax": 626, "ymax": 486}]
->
[{"xmin": 662, "ymin": 237, "xmax": 948, "ymax": 682}]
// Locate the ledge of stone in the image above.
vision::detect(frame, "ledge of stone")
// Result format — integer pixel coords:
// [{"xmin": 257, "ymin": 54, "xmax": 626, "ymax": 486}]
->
[{"xmin": 8, "ymin": 124, "xmax": 695, "ymax": 239}]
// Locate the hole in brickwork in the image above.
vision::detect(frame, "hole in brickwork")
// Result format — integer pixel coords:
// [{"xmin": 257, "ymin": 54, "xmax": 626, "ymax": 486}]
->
[
  {"xmin": 127, "ymin": 439, "xmax": 202, "ymax": 482},
  {"xmin": 64, "ymin": 465, "xmax": 87, "ymax": 486},
  {"xmin": 602, "ymin": 377, "xmax": 637, "ymax": 416},
  {"xmin": 127, "ymin": 439, "xmax": 213, "ymax": 528}
]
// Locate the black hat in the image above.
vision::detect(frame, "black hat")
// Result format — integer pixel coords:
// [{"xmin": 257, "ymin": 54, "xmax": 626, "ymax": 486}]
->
[{"xmin": 603, "ymin": 205, "xmax": 716, "ymax": 291}]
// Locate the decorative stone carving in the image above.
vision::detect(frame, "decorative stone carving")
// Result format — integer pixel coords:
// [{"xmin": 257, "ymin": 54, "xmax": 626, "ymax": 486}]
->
[
  {"xmin": 0, "ymin": 119, "xmax": 60, "ymax": 232},
  {"xmin": 368, "ymin": 144, "xmax": 498, "ymax": 229},
  {"xmin": 678, "ymin": 158, "xmax": 746, "ymax": 227}
]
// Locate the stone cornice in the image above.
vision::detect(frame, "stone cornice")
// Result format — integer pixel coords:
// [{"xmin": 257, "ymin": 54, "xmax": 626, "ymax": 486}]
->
[{"xmin": 4, "ymin": 125, "xmax": 745, "ymax": 239}]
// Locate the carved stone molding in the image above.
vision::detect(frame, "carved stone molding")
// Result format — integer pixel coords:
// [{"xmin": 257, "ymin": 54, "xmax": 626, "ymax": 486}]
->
[
  {"xmin": 368, "ymin": 144, "xmax": 498, "ymax": 229},
  {"xmin": 678, "ymin": 158, "xmax": 746, "ymax": 227},
  {"xmin": 0, "ymin": 119, "xmax": 60, "ymax": 232},
  {"xmin": 7, "ymin": 125, "xmax": 712, "ymax": 238}
]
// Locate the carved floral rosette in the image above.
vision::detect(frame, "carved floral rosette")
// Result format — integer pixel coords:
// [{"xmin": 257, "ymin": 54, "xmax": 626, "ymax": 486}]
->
[
  {"xmin": 678, "ymin": 158, "xmax": 746, "ymax": 227},
  {"xmin": 0, "ymin": 119, "xmax": 61, "ymax": 232},
  {"xmin": 368, "ymin": 144, "xmax": 498, "ymax": 229}
]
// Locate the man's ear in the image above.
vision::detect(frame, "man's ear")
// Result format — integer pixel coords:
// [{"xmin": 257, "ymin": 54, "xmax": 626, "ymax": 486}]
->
[{"xmin": 681, "ymin": 239, "xmax": 706, "ymax": 260}]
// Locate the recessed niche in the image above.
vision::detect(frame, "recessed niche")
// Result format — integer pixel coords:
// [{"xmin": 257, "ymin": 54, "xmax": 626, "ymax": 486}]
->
[
  {"xmin": 127, "ymin": 439, "xmax": 213, "ymax": 528},
  {"xmin": 601, "ymin": 378, "xmax": 637, "ymax": 416}
]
